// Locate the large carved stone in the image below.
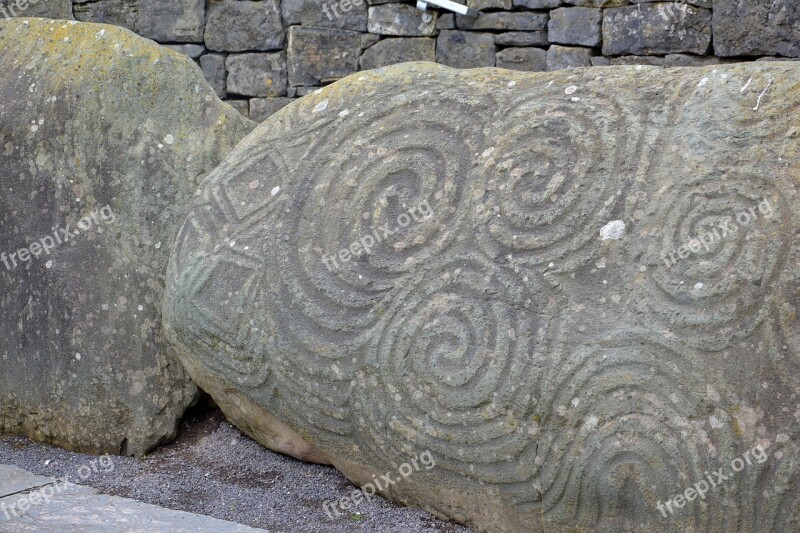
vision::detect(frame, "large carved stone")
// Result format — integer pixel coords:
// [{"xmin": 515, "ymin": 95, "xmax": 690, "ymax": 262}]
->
[
  {"xmin": 164, "ymin": 62, "xmax": 800, "ymax": 532},
  {"xmin": 0, "ymin": 19, "xmax": 255, "ymax": 456}
]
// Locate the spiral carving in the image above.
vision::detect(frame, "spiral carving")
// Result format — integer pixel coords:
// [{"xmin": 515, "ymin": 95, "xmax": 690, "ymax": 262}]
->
[
  {"xmin": 477, "ymin": 92, "xmax": 628, "ymax": 272},
  {"xmin": 535, "ymin": 335, "xmax": 737, "ymax": 531},
  {"xmin": 162, "ymin": 63, "xmax": 800, "ymax": 533},
  {"xmin": 741, "ymin": 440, "xmax": 800, "ymax": 533},
  {"xmin": 354, "ymin": 250, "xmax": 549, "ymax": 504},
  {"xmin": 633, "ymin": 175, "xmax": 788, "ymax": 350}
]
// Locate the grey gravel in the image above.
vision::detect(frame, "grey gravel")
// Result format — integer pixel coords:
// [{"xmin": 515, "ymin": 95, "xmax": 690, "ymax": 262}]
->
[{"xmin": 0, "ymin": 409, "xmax": 472, "ymax": 533}]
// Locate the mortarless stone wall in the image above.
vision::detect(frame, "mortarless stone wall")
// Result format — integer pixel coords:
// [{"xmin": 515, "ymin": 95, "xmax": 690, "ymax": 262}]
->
[{"xmin": 3, "ymin": 0, "xmax": 799, "ymax": 121}]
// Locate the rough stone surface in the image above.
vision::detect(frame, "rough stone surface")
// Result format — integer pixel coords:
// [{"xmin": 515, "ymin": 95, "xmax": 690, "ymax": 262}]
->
[
  {"xmin": 226, "ymin": 53, "xmax": 287, "ymax": 97},
  {"xmin": 713, "ymin": 0, "xmax": 800, "ymax": 58},
  {"xmin": 200, "ymin": 53, "xmax": 227, "ymax": 98},
  {"xmin": 603, "ymin": 3, "xmax": 712, "ymax": 56},
  {"xmin": 249, "ymin": 97, "xmax": 294, "ymax": 122},
  {"xmin": 205, "ymin": 0, "xmax": 285, "ymax": 52},
  {"xmin": 496, "ymin": 46, "xmax": 547, "ymax": 71},
  {"xmin": 436, "ymin": 13, "xmax": 455, "ymax": 30},
  {"xmin": 228, "ymin": 100, "xmax": 250, "ymax": 119},
  {"xmin": 436, "ymin": 30, "xmax": 495, "ymax": 68},
  {"xmin": 281, "ymin": 0, "xmax": 368, "ymax": 32},
  {"xmin": 137, "ymin": 0, "xmax": 205, "ymax": 43},
  {"xmin": 513, "ymin": 0, "xmax": 559, "ymax": 8},
  {"xmin": 548, "ymin": 6, "xmax": 602, "ymax": 47},
  {"xmin": 609, "ymin": 54, "xmax": 664, "ymax": 66},
  {"xmin": 547, "ymin": 44, "xmax": 594, "ymax": 69},
  {"xmin": 367, "ymin": 4, "xmax": 437, "ymax": 37},
  {"xmin": 73, "ymin": 0, "xmax": 137, "ymax": 30},
  {"xmin": 0, "ymin": 0, "xmax": 73, "ymax": 19},
  {"xmin": 457, "ymin": 12, "xmax": 548, "ymax": 31},
  {"xmin": 17, "ymin": 0, "xmax": 800, "ymax": 120},
  {"xmin": 163, "ymin": 60, "xmax": 800, "ymax": 532},
  {"xmin": 494, "ymin": 31, "xmax": 548, "ymax": 47},
  {"xmin": 0, "ymin": 19, "xmax": 255, "ymax": 457},
  {"xmin": 360, "ymin": 37, "xmax": 436, "ymax": 70},
  {"xmin": 287, "ymin": 26, "xmax": 378, "ymax": 86},
  {"xmin": 469, "ymin": 0, "xmax": 511, "ymax": 10},
  {"xmin": 164, "ymin": 43, "xmax": 205, "ymax": 59}
]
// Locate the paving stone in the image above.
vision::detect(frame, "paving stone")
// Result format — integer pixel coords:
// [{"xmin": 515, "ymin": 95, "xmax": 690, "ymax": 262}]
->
[
  {"xmin": 496, "ymin": 47, "xmax": 547, "ymax": 71},
  {"xmin": 494, "ymin": 31, "xmax": 548, "ymax": 47},
  {"xmin": 137, "ymin": 0, "xmax": 205, "ymax": 43},
  {"xmin": 436, "ymin": 30, "xmax": 495, "ymax": 68},
  {"xmin": 250, "ymin": 97, "xmax": 294, "ymax": 122},
  {"xmin": 73, "ymin": 0, "xmax": 136, "ymax": 29},
  {"xmin": 200, "ymin": 53, "xmax": 227, "ymax": 98},
  {"xmin": 0, "ymin": 473, "xmax": 265, "ymax": 532},
  {"xmin": 546, "ymin": 43, "xmax": 594, "ymax": 70},
  {"xmin": 205, "ymin": 0, "xmax": 285, "ymax": 52},
  {"xmin": 456, "ymin": 12, "xmax": 548, "ymax": 31},
  {"xmin": 368, "ymin": 4, "xmax": 437, "ymax": 37},
  {"xmin": 603, "ymin": 3, "xmax": 711, "ymax": 56},
  {"xmin": 226, "ymin": 53, "xmax": 287, "ymax": 97},
  {"xmin": 0, "ymin": 465, "xmax": 54, "ymax": 498},
  {"xmin": 282, "ymin": 0, "xmax": 368, "ymax": 32},
  {"xmin": 548, "ymin": 7, "xmax": 602, "ymax": 47},
  {"xmin": 360, "ymin": 37, "xmax": 435, "ymax": 70},
  {"xmin": 713, "ymin": 0, "xmax": 800, "ymax": 58},
  {"xmin": 287, "ymin": 26, "xmax": 378, "ymax": 86}
]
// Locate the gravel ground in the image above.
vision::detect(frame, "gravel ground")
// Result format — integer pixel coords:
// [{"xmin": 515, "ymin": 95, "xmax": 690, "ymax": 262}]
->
[{"xmin": 0, "ymin": 403, "xmax": 473, "ymax": 533}]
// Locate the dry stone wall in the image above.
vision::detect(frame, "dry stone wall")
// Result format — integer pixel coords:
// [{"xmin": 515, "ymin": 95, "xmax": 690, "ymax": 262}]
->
[{"xmin": 3, "ymin": 1, "xmax": 799, "ymax": 118}]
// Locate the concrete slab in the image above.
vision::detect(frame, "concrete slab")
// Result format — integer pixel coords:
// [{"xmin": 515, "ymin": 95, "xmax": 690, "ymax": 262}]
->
[
  {"xmin": 0, "ymin": 466, "xmax": 267, "ymax": 533},
  {"xmin": 0, "ymin": 465, "xmax": 55, "ymax": 498}
]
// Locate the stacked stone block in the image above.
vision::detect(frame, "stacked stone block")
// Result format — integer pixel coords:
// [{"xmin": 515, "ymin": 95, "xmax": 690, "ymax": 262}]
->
[{"xmin": 5, "ymin": 0, "xmax": 800, "ymax": 121}]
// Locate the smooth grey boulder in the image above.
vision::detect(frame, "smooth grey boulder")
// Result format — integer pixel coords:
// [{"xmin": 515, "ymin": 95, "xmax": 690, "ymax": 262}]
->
[
  {"xmin": 0, "ymin": 19, "xmax": 255, "ymax": 456},
  {"xmin": 164, "ymin": 61, "xmax": 800, "ymax": 532}
]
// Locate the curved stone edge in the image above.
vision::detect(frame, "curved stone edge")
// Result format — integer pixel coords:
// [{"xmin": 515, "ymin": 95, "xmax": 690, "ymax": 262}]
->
[{"xmin": 0, "ymin": 18, "xmax": 257, "ymax": 457}]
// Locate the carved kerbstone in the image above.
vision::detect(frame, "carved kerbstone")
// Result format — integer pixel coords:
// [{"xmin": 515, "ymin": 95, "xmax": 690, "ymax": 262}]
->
[{"xmin": 165, "ymin": 62, "xmax": 800, "ymax": 532}]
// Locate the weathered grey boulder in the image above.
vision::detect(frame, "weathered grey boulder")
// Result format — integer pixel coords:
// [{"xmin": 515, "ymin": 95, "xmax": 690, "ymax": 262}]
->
[
  {"xmin": 0, "ymin": 19, "xmax": 255, "ymax": 456},
  {"xmin": 164, "ymin": 61, "xmax": 800, "ymax": 532}
]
